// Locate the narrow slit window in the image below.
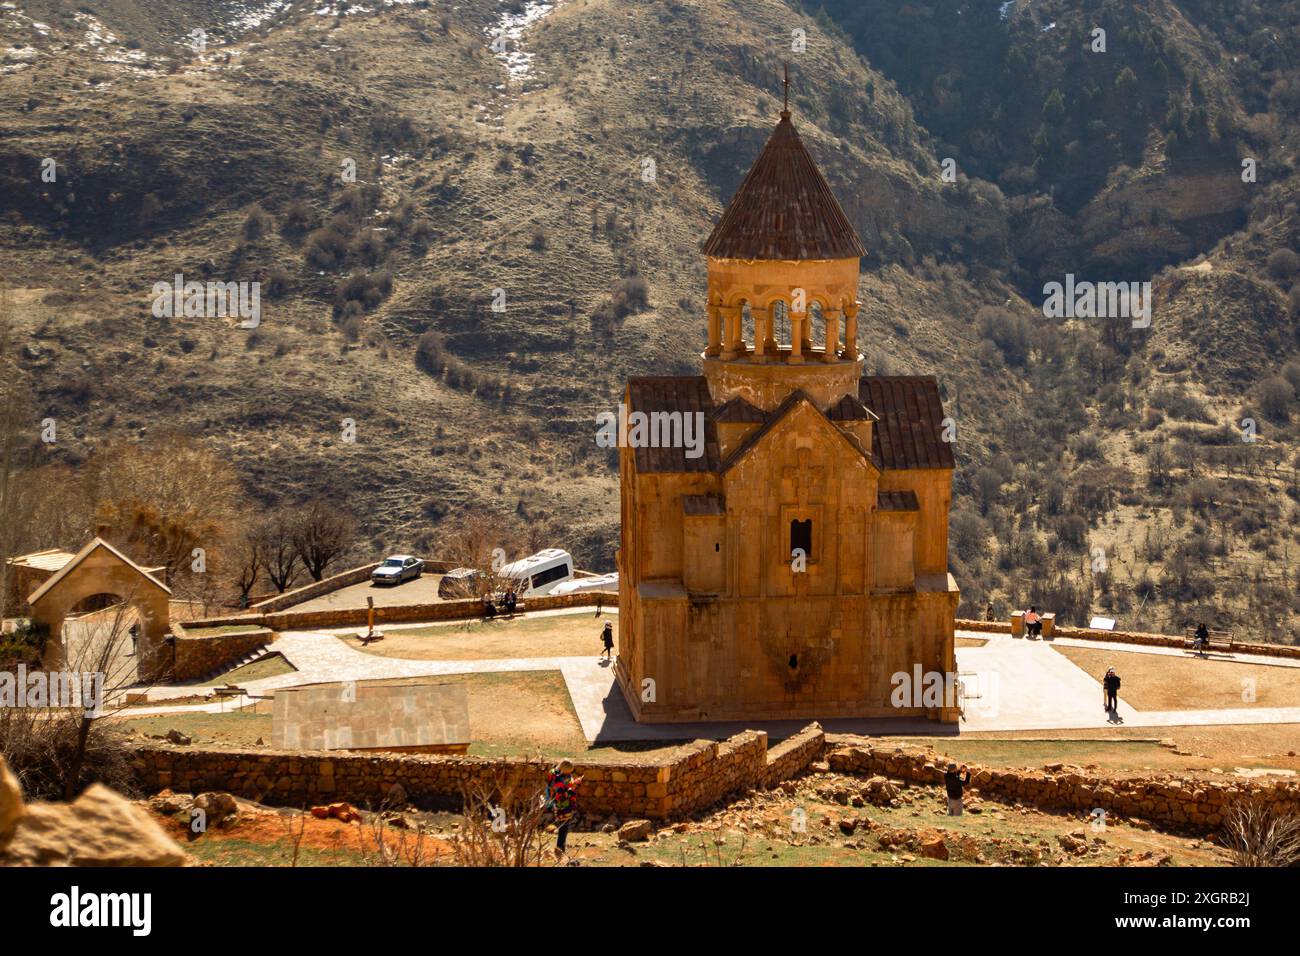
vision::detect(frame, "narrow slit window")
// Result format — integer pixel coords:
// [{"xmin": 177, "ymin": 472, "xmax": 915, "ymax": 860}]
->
[{"xmin": 790, "ymin": 518, "xmax": 812, "ymax": 560}]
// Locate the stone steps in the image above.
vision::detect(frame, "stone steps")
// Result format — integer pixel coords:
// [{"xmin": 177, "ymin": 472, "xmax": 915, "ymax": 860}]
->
[{"xmin": 195, "ymin": 644, "xmax": 272, "ymax": 685}]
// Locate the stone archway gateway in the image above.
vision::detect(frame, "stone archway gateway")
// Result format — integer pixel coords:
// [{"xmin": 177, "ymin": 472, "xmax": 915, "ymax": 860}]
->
[{"xmin": 27, "ymin": 538, "xmax": 171, "ymax": 683}]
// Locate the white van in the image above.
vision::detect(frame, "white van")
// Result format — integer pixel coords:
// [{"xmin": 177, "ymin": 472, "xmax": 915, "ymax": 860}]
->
[
  {"xmin": 499, "ymin": 549, "xmax": 575, "ymax": 597},
  {"xmin": 549, "ymin": 572, "xmax": 618, "ymax": 596}
]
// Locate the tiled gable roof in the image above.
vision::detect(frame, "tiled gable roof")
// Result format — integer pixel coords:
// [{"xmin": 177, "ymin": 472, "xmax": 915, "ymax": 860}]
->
[
  {"xmin": 624, "ymin": 376, "xmax": 721, "ymax": 473},
  {"xmin": 860, "ymin": 376, "xmax": 955, "ymax": 470}
]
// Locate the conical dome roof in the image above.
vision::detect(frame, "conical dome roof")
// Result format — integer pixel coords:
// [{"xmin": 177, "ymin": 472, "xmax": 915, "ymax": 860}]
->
[{"xmin": 702, "ymin": 111, "xmax": 866, "ymax": 261}]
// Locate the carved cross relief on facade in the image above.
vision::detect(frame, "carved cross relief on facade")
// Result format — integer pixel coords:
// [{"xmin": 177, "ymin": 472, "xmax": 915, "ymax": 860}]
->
[{"xmin": 782, "ymin": 445, "xmax": 826, "ymax": 506}]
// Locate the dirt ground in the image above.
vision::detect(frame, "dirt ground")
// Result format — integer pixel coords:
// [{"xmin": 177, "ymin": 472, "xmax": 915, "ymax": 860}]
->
[
  {"xmin": 947, "ymin": 724, "xmax": 1300, "ymax": 774},
  {"xmin": 149, "ymin": 801, "xmax": 454, "ymax": 867},
  {"xmin": 153, "ymin": 772, "xmax": 1229, "ymax": 868},
  {"xmin": 341, "ymin": 611, "xmax": 617, "ymax": 661},
  {"xmin": 1051, "ymin": 643, "xmax": 1300, "ymax": 710}
]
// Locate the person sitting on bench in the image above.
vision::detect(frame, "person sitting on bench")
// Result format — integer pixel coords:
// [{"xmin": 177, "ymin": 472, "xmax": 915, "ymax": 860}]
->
[
  {"xmin": 1193, "ymin": 622, "xmax": 1209, "ymax": 656},
  {"xmin": 1024, "ymin": 606, "xmax": 1042, "ymax": 638},
  {"xmin": 482, "ymin": 593, "xmax": 497, "ymax": 618}
]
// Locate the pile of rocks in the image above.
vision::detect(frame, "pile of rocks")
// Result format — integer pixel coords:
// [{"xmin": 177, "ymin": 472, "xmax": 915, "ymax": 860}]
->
[{"xmin": 0, "ymin": 757, "xmax": 188, "ymax": 866}]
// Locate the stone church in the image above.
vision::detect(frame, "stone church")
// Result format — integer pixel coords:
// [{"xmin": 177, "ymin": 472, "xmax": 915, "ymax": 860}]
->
[{"xmin": 615, "ymin": 103, "xmax": 959, "ymax": 724}]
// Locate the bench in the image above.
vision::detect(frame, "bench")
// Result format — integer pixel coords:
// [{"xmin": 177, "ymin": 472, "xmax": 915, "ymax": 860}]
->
[
  {"xmin": 1184, "ymin": 628, "xmax": 1235, "ymax": 656},
  {"xmin": 1011, "ymin": 611, "xmax": 1055, "ymax": 638}
]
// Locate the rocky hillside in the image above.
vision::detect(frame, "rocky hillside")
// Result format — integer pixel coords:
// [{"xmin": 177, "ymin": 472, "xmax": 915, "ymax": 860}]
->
[{"xmin": 0, "ymin": 0, "xmax": 1298, "ymax": 638}]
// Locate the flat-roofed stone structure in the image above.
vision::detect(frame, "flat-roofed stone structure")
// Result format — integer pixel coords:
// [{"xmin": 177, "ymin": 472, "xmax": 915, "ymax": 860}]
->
[{"xmin": 271, "ymin": 679, "xmax": 470, "ymax": 754}]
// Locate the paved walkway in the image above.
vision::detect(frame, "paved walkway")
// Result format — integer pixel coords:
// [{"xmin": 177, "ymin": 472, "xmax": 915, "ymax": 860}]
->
[
  {"xmin": 119, "ymin": 618, "xmax": 1300, "ymax": 741},
  {"xmin": 952, "ymin": 631, "xmax": 1300, "ymax": 732}
]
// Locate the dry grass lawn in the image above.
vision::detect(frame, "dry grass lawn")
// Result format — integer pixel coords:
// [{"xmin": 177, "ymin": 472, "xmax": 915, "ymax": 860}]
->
[
  {"xmin": 119, "ymin": 669, "xmax": 678, "ymax": 762},
  {"xmin": 1051, "ymin": 644, "xmax": 1300, "ymax": 710},
  {"xmin": 340, "ymin": 611, "xmax": 617, "ymax": 661}
]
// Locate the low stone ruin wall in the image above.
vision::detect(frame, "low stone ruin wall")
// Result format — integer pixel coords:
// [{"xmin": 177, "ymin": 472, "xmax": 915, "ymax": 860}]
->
[
  {"xmin": 168, "ymin": 622, "xmax": 274, "ymax": 682},
  {"xmin": 132, "ymin": 723, "xmax": 826, "ymax": 821},
  {"xmin": 827, "ymin": 744, "xmax": 1300, "ymax": 835}
]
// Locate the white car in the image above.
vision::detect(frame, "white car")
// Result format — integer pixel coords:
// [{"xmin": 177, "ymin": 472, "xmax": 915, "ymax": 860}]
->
[{"xmin": 371, "ymin": 555, "xmax": 423, "ymax": 586}]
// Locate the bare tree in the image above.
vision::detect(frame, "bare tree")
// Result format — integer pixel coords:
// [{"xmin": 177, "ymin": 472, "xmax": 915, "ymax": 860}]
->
[
  {"xmin": 291, "ymin": 499, "xmax": 355, "ymax": 581},
  {"xmin": 439, "ymin": 510, "xmax": 527, "ymax": 599},
  {"xmin": 1, "ymin": 592, "xmax": 148, "ymax": 802},
  {"xmin": 451, "ymin": 775, "xmax": 551, "ymax": 867},
  {"xmin": 87, "ymin": 435, "xmax": 242, "ymax": 582},
  {"xmin": 1223, "ymin": 796, "xmax": 1300, "ymax": 867},
  {"xmin": 260, "ymin": 510, "xmax": 300, "ymax": 593},
  {"xmin": 232, "ymin": 527, "xmax": 265, "ymax": 608}
]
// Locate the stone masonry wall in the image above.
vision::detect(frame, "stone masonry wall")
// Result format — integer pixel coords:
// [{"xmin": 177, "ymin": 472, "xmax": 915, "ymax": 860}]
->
[
  {"xmin": 169, "ymin": 623, "xmax": 275, "ymax": 682},
  {"xmin": 133, "ymin": 724, "xmax": 826, "ymax": 821},
  {"xmin": 827, "ymin": 744, "xmax": 1300, "ymax": 835},
  {"xmin": 185, "ymin": 589, "xmax": 619, "ymax": 634},
  {"xmin": 249, "ymin": 564, "xmax": 382, "ymax": 613}
]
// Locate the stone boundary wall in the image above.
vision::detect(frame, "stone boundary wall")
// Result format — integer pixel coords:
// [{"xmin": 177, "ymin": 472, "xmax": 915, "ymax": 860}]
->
[
  {"xmin": 249, "ymin": 563, "xmax": 382, "ymax": 613},
  {"xmin": 184, "ymin": 589, "xmax": 619, "ymax": 634},
  {"xmin": 132, "ymin": 723, "xmax": 826, "ymax": 821},
  {"xmin": 955, "ymin": 618, "xmax": 1300, "ymax": 660},
  {"xmin": 261, "ymin": 589, "xmax": 619, "ymax": 632},
  {"xmin": 248, "ymin": 559, "xmax": 527, "ymax": 614},
  {"xmin": 169, "ymin": 622, "xmax": 275, "ymax": 682},
  {"xmin": 827, "ymin": 744, "xmax": 1300, "ymax": 835}
]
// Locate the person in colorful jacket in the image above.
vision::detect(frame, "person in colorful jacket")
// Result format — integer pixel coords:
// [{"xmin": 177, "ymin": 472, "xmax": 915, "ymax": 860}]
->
[{"xmin": 545, "ymin": 760, "xmax": 583, "ymax": 859}]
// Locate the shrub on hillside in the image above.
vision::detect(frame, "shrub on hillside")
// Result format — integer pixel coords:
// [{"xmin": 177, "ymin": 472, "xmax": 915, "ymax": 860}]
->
[
  {"xmin": 264, "ymin": 265, "xmax": 291, "ymax": 299},
  {"xmin": 282, "ymin": 199, "xmax": 314, "ymax": 233},
  {"xmin": 1258, "ymin": 375, "xmax": 1295, "ymax": 421},
  {"xmin": 1266, "ymin": 248, "xmax": 1299, "ymax": 282},
  {"xmin": 242, "ymin": 206, "xmax": 271, "ymax": 241},
  {"xmin": 305, "ymin": 221, "xmax": 351, "ymax": 270},
  {"xmin": 334, "ymin": 270, "xmax": 393, "ymax": 314},
  {"xmin": 975, "ymin": 305, "xmax": 1030, "ymax": 367}
]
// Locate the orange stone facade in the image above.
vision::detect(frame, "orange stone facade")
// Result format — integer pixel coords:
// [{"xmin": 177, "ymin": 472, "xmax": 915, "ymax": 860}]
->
[{"xmin": 615, "ymin": 109, "xmax": 959, "ymax": 723}]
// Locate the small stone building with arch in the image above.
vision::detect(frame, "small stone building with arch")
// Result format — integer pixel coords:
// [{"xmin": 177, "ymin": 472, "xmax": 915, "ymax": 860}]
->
[
  {"xmin": 616, "ymin": 105, "xmax": 959, "ymax": 724},
  {"xmin": 26, "ymin": 538, "xmax": 171, "ymax": 682}
]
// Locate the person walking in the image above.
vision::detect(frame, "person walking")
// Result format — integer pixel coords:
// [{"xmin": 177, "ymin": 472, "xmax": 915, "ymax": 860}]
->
[
  {"xmin": 1193, "ymin": 622, "xmax": 1209, "ymax": 657},
  {"xmin": 545, "ymin": 759, "xmax": 583, "ymax": 860},
  {"xmin": 944, "ymin": 762, "xmax": 972, "ymax": 816},
  {"xmin": 599, "ymin": 620, "xmax": 614, "ymax": 661},
  {"xmin": 1103, "ymin": 667, "xmax": 1121, "ymax": 715}
]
